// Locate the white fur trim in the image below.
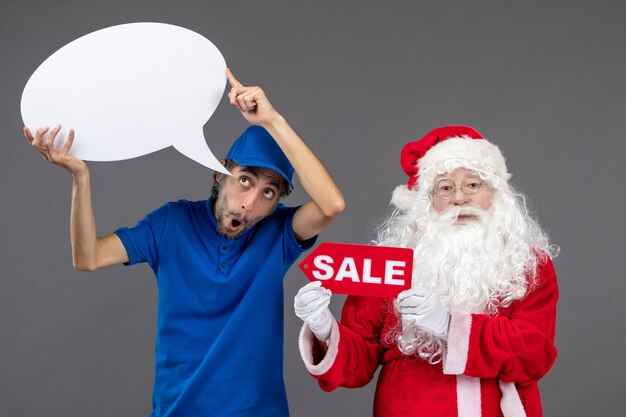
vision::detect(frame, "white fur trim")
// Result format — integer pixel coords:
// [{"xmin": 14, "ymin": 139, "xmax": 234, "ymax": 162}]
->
[
  {"xmin": 390, "ymin": 183, "xmax": 425, "ymax": 211},
  {"xmin": 456, "ymin": 375, "xmax": 482, "ymax": 417},
  {"xmin": 298, "ymin": 319, "xmax": 340, "ymax": 376},
  {"xmin": 417, "ymin": 137, "xmax": 510, "ymax": 192},
  {"xmin": 444, "ymin": 309, "xmax": 472, "ymax": 375},
  {"xmin": 499, "ymin": 380, "xmax": 527, "ymax": 417}
]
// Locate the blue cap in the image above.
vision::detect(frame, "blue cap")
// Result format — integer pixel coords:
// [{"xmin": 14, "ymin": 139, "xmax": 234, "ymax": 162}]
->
[{"xmin": 226, "ymin": 125, "xmax": 295, "ymax": 189}]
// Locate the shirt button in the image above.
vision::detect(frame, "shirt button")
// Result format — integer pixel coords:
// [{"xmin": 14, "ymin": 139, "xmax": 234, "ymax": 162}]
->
[
  {"xmin": 221, "ymin": 263, "xmax": 227, "ymax": 269},
  {"xmin": 222, "ymin": 245, "xmax": 228, "ymax": 250}
]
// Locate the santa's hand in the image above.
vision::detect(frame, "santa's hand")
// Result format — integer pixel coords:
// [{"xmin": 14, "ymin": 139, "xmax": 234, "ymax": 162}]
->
[
  {"xmin": 396, "ymin": 288, "xmax": 450, "ymax": 340},
  {"xmin": 294, "ymin": 281, "xmax": 334, "ymax": 342}
]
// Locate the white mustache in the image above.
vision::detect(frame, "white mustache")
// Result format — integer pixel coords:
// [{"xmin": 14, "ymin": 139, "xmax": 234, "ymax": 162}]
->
[{"xmin": 435, "ymin": 206, "xmax": 486, "ymax": 224}]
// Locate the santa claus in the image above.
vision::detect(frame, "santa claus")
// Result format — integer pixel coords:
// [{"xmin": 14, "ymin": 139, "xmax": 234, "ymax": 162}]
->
[{"xmin": 294, "ymin": 126, "xmax": 559, "ymax": 417}]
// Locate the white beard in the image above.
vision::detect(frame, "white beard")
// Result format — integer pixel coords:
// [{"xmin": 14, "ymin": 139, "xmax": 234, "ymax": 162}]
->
[
  {"xmin": 393, "ymin": 205, "xmax": 529, "ymax": 363},
  {"xmin": 377, "ymin": 180, "xmax": 555, "ymax": 362},
  {"xmin": 411, "ymin": 205, "xmax": 526, "ymax": 315}
]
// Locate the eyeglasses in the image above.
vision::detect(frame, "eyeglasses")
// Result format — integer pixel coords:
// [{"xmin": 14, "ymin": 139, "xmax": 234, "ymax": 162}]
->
[{"xmin": 432, "ymin": 178, "xmax": 486, "ymax": 200}]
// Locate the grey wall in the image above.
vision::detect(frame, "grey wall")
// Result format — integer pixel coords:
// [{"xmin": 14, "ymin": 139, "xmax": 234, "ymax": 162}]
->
[{"xmin": 1, "ymin": 0, "xmax": 624, "ymax": 415}]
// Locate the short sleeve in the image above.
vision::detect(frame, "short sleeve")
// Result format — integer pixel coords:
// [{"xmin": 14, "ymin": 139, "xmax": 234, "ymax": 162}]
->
[
  {"xmin": 278, "ymin": 205, "xmax": 317, "ymax": 267},
  {"xmin": 114, "ymin": 203, "xmax": 170, "ymax": 270}
]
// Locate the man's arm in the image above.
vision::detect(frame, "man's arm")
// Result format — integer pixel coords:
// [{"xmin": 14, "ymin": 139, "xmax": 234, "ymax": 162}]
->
[
  {"xmin": 24, "ymin": 125, "xmax": 128, "ymax": 271},
  {"xmin": 226, "ymin": 69, "xmax": 345, "ymax": 241}
]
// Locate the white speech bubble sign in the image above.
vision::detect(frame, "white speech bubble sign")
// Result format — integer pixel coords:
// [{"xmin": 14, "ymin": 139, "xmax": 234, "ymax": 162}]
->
[{"xmin": 21, "ymin": 22, "xmax": 230, "ymax": 174}]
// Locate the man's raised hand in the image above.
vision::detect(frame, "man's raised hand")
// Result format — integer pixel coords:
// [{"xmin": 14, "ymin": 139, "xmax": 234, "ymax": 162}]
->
[
  {"xmin": 226, "ymin": 68, "xmax": 279, "ymax": 126},
  {"xmin": 24, "ymin": 125, "xmax": 86, "ymax": 175}
]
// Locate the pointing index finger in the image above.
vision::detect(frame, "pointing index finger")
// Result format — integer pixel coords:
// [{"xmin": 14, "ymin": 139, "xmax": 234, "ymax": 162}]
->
[
  {"xmin": 24, "ymin": 127, "xmax": 34, "ymax": 143},
  {"xmin": 226, "ymin": 68, "xmax": 243, "ymax": 88}
]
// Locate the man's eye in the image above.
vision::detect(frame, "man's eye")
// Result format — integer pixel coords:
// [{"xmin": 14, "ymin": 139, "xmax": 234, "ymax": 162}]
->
[
  {"xmin": 264, "ymin": 189, "xmax": 275, "ymax": 199},
  {"xmin": 240, "ymin": 177, "xmax": 250, "ymax": 186}
]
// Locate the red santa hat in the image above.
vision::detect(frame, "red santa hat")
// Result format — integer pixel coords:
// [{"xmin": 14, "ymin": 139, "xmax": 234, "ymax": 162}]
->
[{"xmin": 400, "ymin": 126, "xmax": 510, "ymax": 191}]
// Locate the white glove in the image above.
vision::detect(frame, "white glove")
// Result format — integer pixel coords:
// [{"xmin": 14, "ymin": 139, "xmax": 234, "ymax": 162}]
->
[
  {"xmin": 294, "ymin": 281, "xmax": 334, "ymax": 341},
  {"xmin": 396, "ymin": 287, "xmax": 450, "ymax": 340}
]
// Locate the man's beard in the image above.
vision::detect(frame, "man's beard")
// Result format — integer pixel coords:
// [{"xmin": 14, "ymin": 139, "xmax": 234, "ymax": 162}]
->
[{"xmin": 214, "ymin": 195, "xmax": 275, "ymax": 239}]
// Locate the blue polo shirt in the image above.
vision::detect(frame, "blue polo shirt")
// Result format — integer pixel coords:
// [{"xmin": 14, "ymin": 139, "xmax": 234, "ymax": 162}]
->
[{"xmin": 114, "ymin": 198, "xmax": 315, "ymax": 417}]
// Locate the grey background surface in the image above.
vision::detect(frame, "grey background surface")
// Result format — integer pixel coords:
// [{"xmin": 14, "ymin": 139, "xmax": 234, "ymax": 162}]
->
[{"xmin": 1, "ymin": 0, "xmax": 624, "ymax": 416}]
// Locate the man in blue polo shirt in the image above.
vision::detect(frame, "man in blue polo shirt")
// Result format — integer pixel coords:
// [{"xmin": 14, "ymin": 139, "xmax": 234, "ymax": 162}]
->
[{"xmin": 23, "ymin": 69, "xmax": 345, "ymax": 416}]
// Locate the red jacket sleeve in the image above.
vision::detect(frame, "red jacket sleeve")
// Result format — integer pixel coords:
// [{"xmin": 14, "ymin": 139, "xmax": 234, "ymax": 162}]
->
[
  {"xmin": 298, "ymin": 295, "xmax": 387, "ymax": 391},
  {"xmin": 444, "ymin": 258, "xmax": 559, "ymax": 386}
]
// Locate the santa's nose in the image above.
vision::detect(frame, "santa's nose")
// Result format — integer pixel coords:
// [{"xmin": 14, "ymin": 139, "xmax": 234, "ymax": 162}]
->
[{"xmin": 450, "ymin": 188, "xmax": 471, "ymax": 205}]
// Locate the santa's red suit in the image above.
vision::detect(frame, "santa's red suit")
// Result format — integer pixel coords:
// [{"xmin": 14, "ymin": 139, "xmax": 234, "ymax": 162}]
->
[{"xmin": 298, "ymin": 258, "xmax": 558, "ymax": 417}]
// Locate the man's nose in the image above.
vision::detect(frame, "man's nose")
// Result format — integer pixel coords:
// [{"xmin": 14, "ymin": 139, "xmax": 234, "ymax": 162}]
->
[{"xmin": 240, "ymin": 193, "xmax": 257, "ymax": 212}]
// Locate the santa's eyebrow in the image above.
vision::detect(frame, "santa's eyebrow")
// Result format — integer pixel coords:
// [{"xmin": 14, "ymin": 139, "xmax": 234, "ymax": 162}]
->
[
  {"xmin": 463, "ymin": 173, "xmax": 482, "ymax": 180},
  {"xmin": 434, "ymin": 176, "xmax": 455, "ymax": 183},
  {"xmin": 435, "ymin": 172, "xmax": 482, "ymax": 182}
]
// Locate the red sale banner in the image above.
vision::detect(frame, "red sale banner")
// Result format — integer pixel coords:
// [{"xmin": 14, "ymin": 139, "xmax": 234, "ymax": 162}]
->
[{"xmin": 299, "ymin": 242, "xmax": 414, "ymax": 298}]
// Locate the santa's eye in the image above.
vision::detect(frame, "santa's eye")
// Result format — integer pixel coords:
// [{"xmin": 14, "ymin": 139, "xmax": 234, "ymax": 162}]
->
[{"xmin": 437, "ymin": 182, "xmax": 454, "ymax": 192}]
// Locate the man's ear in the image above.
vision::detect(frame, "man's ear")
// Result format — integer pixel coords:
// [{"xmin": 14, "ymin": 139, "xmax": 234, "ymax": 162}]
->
[{"xmin": 214, "ymin": 160, "xmax": 227, "ymax": 183}]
